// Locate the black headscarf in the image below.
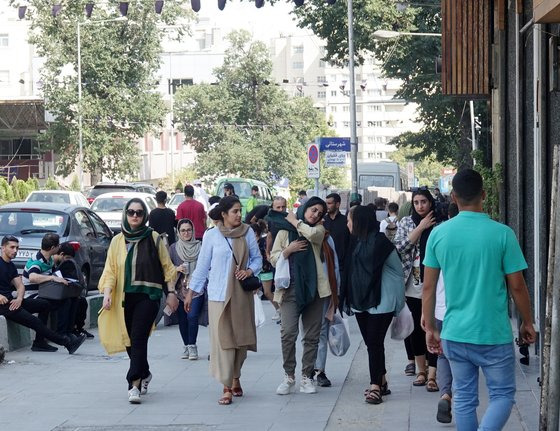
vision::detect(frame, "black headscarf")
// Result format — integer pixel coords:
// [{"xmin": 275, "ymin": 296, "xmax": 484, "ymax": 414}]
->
[
  {"xmin": 347, "ymin": 205, "xmax": 395, "ymax": 311},
  {"xmin": 410, "ymin": 189, "xmax": 437, "ymax": 282}
]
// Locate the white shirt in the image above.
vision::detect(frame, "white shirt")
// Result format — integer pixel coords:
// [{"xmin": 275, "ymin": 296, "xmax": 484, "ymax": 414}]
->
[
  {"xmin": 435, "ymin": 273, "xmax": 446, "ymax": 321},
  {"xmin": 379, "ymin": 215, "xmax": 398, "ymax": 234}
]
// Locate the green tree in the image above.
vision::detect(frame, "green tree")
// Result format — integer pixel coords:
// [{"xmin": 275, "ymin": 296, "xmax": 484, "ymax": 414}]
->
[
  {"xmin": 0, "ymin": 178, "xmax": 14, "ymax": 202},
  {"xmin": 20, "ymin": 1, "xmax": 192, "ymax": 181},
  {"xmin": 389, "ymin": 146, "xmax": 447, "ymax": 187},
  {"xmin": 45, "ymin": 177, "xmax": 59, "ymax": 190},
  {"xmin": 26, "ymin": 177, "xmax": 39, "ymax": 192},
  {"xmin": 289, "ymin": 0, "xmax": 488, "ymax": 168},
  {"xmin": 174, "ymin": 30, "xmax": 341, "ymax": 191},
  {"xmin": 69, "ymin": 175, "xmax": 81, "ymax": 192},
  {"xmin": 10, "ymin": 177, "xmax": 21, "ymax": 202}
]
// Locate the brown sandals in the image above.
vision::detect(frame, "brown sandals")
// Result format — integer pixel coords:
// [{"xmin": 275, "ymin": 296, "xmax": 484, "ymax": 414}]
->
[
  {"xmin": 426, "ymin": 378, "xmax": 439, "ymax": 392},
  {"xmin": 413, "ymin": 371, "xmax": 427, "ymax": 386},
  {"xmin": 218, "ymin": 387, "xmax": 233, "ymax": 405}
]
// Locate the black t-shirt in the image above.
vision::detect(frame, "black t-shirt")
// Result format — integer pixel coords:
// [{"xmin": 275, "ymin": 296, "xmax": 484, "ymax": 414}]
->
[
  {"xmin": 244, "ymin": 205, "xmax": 270, "ymax": 224},
  {"xmin": 149, "ymin": 207, "xmax": 176, "ymax": 244},
  {"xmin": 0, "ymin": 257, "xmax": 19, "ymax": 299},
  {"xmin": 323, "ymin": 212, "xmax": 350, "ymax": 273}
]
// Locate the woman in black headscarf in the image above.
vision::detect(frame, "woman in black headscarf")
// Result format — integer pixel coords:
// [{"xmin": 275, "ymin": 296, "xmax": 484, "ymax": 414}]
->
[
  {"xmin": 394, "ymin": 187, "xmax": 439, "ymax": 391},
  {"xmin": 269, "ymin": 197, "xmax": 337, "ymax": 396},
  {"xmin": 98, "ymin": 198, "xmax": 179, "ymax": 404},
  {"xmin": 342, "ymin": 205, "xmax": 405, "ymax": 404}
]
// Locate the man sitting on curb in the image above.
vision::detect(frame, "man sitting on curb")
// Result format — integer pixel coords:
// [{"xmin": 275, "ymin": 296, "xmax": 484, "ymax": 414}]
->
[
  {"xmin": 23, "ymin": 233, "xmax": 73, "ymax": 352},
  {"xmin": 0, "ymin": 236, "xmax": 85, "ymax": 354}
]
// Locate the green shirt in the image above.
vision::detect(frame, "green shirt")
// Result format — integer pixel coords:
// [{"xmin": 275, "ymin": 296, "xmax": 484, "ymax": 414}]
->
[{"xmin": 423, "ymin": 211, "xmax": 527, "ymax": 345}]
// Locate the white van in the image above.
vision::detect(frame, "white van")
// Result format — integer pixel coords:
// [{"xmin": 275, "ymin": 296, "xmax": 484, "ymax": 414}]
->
[{"xmin": 357, "ymin": 161, "xmax": 408, "ymax": 192}]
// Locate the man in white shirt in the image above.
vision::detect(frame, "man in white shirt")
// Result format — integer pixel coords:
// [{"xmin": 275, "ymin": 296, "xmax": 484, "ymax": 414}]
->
[{"xmin": 379, "ymin": 202, "xmax": 399, "ymax": 235}]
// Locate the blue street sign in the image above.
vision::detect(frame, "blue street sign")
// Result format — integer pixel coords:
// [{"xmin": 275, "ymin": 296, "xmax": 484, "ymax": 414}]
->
[{"xmin": 319, "ymin": 137, "xmax": 351, "ymax": 152}]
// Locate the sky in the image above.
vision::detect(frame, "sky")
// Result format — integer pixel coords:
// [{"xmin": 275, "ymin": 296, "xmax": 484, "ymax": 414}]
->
[{"xmin": 194, "ymin": 0, "xmax": 312, "ymax": 42}]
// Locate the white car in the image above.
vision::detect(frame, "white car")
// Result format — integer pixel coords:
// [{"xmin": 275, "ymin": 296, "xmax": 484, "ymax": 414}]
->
[
  {"xmin": 90, "ymin": 192, "xmax": 157, "ymax": 232},
  {"xmin": 167, "ymin": 193, "xmax": 185, "ymax": 213},
  {"xmin": 25, "ymin": 190, "xmax": 90, "ymax": 207}
]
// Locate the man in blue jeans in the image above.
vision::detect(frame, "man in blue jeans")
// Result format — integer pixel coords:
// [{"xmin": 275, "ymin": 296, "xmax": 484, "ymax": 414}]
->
[{"xmin": 422, "ymin": 169, "xmax": 536, "ymax": 431}]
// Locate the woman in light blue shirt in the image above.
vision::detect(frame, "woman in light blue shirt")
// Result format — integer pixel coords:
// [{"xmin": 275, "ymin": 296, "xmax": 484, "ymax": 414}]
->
[{"xmin": 185, "ymin": 196, "xmax": 262, "ymax": 406}]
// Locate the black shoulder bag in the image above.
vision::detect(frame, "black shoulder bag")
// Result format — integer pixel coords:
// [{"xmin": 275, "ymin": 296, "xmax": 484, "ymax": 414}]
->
[{"xmin": 225, "ymin": 236, "xmax": 261, "ymax": 292}]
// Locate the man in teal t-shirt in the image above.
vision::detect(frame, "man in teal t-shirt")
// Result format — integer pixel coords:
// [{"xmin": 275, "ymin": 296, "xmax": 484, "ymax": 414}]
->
[{"xmin": 422, "ymin": 169, "xmax": 536, "ymax": 431}]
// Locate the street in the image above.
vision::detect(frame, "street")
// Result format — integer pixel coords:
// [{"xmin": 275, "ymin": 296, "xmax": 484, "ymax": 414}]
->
[{"xmin": 0, "ymin": 301, "xmax": 539, "ymax": 431}]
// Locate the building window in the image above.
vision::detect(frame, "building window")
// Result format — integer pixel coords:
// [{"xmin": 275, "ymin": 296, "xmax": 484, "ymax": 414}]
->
[
  {"xmin": 343, "ymin": 121, "xmax": 350, "ymax": 128},
  {"xmin": 168, "ymin": 78, "xmax": 193, "ymax": 94},
  {"xmin": 317, "ymin": 76, "xmax": 326, "ymax": 83},
  {"xmin": 330, "ymin": 90, "xmax": 337, "ymax": 97},
  {"xmin": 356, "ymin": 121, "xmax": 362, "ymax": 127},
  {"xmin": 332, "ymin": 121, "xmax": 338, "ymax": 128},
  {"xmin": 368, "ymin": 89, "xmax": 382, "ymax": 96},
  {"xmin": 0, "ymin": 70, "xmax": 9, "ymax": 85},
  {"xmin": 293, "ymin": 45, "xmax": 304, "ymax": 54},
  {"xmin": 343, "ymin": 105, "xmax": 350, "ymax": 112},
  {"xmin": 317, "ymin": 91, "xmax": 326, "ymax": 99},
  {"xmin": 331, "ymin": 106, "xmax": 337, "ymax": 112},
  {"xmin": 292, "ymin": 61, "xmax": 304, "ymax": 69},
  {"xmin": 318, "ymin": 107, "xmax": 326, "ymax": 113},
  {"xmin": 319, "ymin": 60, "xmax": 326, "ymax": 68},
  {"xmin": 367, "ymin": 121, "xmax": 383, "ymax": 127},
  {"xmin": 356, "ymin": 105, "xmax": 362, "ymax": 112},
  {"xmin": 368, "ymin": 104, "xmax": 382, "ymax": 112},
  {"xmin": 0, "ymin": 34, "xmax": 8, "ymax": 47}
]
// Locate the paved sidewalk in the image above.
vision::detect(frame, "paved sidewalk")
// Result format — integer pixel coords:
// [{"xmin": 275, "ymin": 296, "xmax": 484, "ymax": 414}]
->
[{"xmin": 0, "ymin": 301, "xmax": 540, "ymax": 431}]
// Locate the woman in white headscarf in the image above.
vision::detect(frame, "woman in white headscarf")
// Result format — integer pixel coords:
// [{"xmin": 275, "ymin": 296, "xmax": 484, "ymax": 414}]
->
[{"xmin": 169, "ymin": 218, "xmax": 204, "ymax": 360}]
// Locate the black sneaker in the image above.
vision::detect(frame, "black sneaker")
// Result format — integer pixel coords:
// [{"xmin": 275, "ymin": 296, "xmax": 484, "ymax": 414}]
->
[
  {"xmin": 65, "ymin": 333, "xmax": 86, "ymax": 355},
  {"xmin": 31, "ymin": 340, "xmax": 58, "ymax": 352},
  {"xmin": 316, "ymin": 371, "xmax": 332, "ymax": 387},
  {"xmin": 436, "ymin": 398, "xmax": 452, "ymax": 423},
  {"xmin": 80, "ymin": 329, "xmax": 94, "ymax": 339}
]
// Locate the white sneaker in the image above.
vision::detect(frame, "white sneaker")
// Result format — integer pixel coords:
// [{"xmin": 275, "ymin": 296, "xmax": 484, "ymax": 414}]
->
[
  {"xmin": 271, "ymin": 310, "xmax": 281, "ymax": 321},
  {"xmin": 188, "ymin": 344, "xmax": 198, "ymax": 360},
  {"xmin": 181, "ymin": 346, "xmax": 189, "ymax": 359},
  {"xmin": 128, "ymin": 386, "xmax": 141, "ymax": 404},
  {"xmin": 300, "ymin": 376, "xmax": 317, "ymax": 394},
  {"xmin": 140, "ymin": 373, "xmax": 152, "ymax": 395},
  {"xmin": 276, "ymin": 374, "xmax": 296, "ymax": 395}
]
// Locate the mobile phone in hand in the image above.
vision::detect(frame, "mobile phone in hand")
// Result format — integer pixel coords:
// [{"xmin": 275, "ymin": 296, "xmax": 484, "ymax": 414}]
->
[{"xmin": 163, "ymin": 305, "xmax": 173, "ymax": 316}]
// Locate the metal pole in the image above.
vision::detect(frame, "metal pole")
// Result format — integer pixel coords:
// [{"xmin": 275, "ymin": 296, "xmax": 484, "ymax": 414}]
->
[
  {"xmin": 469, "ymin": 100, "xmax": 476, "ymax": 165},
  {"xmin": 169, "ymin": 53, "xmax": 175, "ymax": 188},
  {"xmin": 77, "ymin": 22, "xmax": 84, "ymax": 191},
  {"xmin": 348, "ymin": 0, "xmax": 358, "ymax": 198}
]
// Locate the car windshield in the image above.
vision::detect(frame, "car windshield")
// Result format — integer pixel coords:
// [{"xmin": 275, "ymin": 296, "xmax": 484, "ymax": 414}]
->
[
  {"xmin": 217, "ymin": 181, "xmax": 253, "ymax": 198},
  {"xmin": 0, "ymin": 211, "xmax": 66, "ymax": 235},
  {"xmin": 169, "ymin": 194, "xmax": 185, "ymax": 205},
  {"xmin": 91, "ymin": 197, "xmax": 131, "ymax": 213},
  {"xmin": 27, "ymin": 192, "xmax": 71, "ymax": 204},
  {"xmin": 358, "ymin": 175, "xmax": 395, "ymax": 188},
  {"xmin": 90, "ymin": 186, "xmax": 134, "ymax": 199}
]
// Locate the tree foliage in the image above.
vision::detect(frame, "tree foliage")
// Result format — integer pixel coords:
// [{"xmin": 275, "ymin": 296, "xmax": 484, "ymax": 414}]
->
[
  {"xmin": 20, "ymin": 0, "xmax": 192, "ymax": 180},
  {"xmin": 290, "ymin": 0, "xmax": 489, "ymax": 168},
  {"xmin": 389, "ymin": 145, "xmax": 447, "ymax": 187},
  {"xmin": 174, "ymin": 30, "xmax": 346, "ymax": 191}
]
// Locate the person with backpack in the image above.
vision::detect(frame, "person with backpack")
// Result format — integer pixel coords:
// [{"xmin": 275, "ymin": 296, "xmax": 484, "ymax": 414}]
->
[{"xmin": 380, "ymin": 202, "xmax": 399, "ymax": 243}]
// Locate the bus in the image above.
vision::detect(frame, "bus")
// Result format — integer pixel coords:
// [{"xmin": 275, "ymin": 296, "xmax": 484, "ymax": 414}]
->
[{"xmin": 357, "ymin": 161, "xmax": 408, "ymax": 192}]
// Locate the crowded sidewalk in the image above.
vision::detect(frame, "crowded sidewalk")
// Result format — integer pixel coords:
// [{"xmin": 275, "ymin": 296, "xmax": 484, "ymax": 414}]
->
[{"xmin": 0, "ymin": 301, "xmax": 539, "ymax": 431}]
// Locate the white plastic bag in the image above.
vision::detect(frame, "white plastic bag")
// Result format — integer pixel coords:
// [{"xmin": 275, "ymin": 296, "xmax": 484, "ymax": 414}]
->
[
  {"xmin": 254, "ymin": 293, "xmax": 265, "ymax": 328},
  {"xmin": 390, "ymin": 303, "xmax": 414, "ymax": 340},
  {"xmin": 274, "ymin": 253, "xmax": 290, "ymax": 289},
  {"xmin": 328, "ymin": 313, "xmax": 351, "ymax": 357}
]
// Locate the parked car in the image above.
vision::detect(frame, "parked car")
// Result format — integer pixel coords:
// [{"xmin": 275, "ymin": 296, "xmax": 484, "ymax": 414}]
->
[
  {"xmin": 25, "ymin": 190, "xmax": 90, "ymax": 207},
  {"xmin": 0, "ymin": 202, "xmax": 113, "ymax": 290},
  {"xmin": 167, "ymin": 193, "xmax": 185, "ymax": 213},
  {"xmin": 86, "ymin": 182, "xmax": 157, "ymax": 205},
  {"xmin": 90, "ymin": 192, "xmax": 157, "ymax": 233},
  {"xmin": 214, "ymin": 178, "xmax": 274, "ymax": 217}
]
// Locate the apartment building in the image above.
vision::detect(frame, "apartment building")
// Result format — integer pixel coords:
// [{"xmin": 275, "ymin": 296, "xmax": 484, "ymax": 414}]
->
[{"xmin": 269, "ymin": 34, "xmax": 420, "ymax": 161}]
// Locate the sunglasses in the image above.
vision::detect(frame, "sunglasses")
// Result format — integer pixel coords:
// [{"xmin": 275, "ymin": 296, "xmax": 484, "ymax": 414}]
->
[
  {"xmin": 126, "ymin": 209, "xmax": 145, "ymax": 217},
  {"xmin": 410, "ymin": 186, "xmax": 429, "ymax": 192}
]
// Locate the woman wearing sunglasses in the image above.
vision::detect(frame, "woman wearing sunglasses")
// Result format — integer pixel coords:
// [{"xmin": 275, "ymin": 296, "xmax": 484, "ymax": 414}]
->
[
  {"xmin": 98, "ymin": 198, "xmax": 179, "ymax": 404},
  {"xmin": 169, "ymin": 218, "xmax": 204, "ymax": 360}
]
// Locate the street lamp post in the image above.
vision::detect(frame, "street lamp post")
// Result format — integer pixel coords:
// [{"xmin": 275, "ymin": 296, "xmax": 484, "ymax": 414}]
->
[
  {"xmin": 76, "ymin": 16, "xmax": 127, "ymax": 190},
  {"xmin": 347, "ymin": 0, "xmax": 358, "ymax": 199}
]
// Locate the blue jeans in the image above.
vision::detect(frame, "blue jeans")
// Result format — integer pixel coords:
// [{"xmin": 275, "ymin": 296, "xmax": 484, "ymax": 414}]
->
[
  {"xmin": 177, "ymin": 295, "xmax": 203, "ymax": 345},
  {"xmin": 314, "ymin": 299, "xmax": 330, "ymax": 372},
  {"xmin": 436, "ymin": 319, "xmax": 452, "ymax": 397},
  {"xmin": 442, "ymin": 339, "xmax": 516, "ymax": 431}
]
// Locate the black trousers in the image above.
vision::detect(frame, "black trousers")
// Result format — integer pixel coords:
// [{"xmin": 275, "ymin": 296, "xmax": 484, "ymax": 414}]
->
[
  {"xmin": 404, "ymin": 296, "xmax": 437, "ymax": 367},
  {"xmin": 355, "ymin": 311, "xmax": 394, "ymax": 386},
  {"xmin": 124, "ymin": 292, "xmax": 159, "ymax": 389},
  {"xmin": 0, "ymin": 298, "xmax": 68, "ymax": 346},
  {"xmin": 74, "ymin": 297, "xmax": 88, "ymax": 331}
]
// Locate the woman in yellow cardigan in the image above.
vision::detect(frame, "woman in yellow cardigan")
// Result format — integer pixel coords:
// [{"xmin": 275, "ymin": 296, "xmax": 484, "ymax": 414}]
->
[{"xmin": 98, "ymin": 198, "xmax": 178, "ymax": 404}]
